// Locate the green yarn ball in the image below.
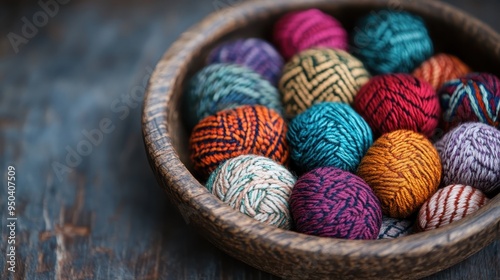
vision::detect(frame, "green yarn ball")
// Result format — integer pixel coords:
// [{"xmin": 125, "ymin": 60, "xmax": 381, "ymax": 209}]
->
[
  {"xmin": 184, "ymin": 63, "xmax": 283, "ymax": 129},
  {"xmin": 287, "ymin": 102, "xmax": 373, "ymax": 173},
  {"xmin": 206, "ymin": 155, "xmax": 296, "ymax": 229}
]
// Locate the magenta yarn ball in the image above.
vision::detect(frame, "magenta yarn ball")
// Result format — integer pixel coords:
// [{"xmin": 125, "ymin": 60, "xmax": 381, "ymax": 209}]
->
[
  {"xmin": 273, "ymin": 9, "xmax": 348, "ymax": 60},
  {"xmin": 290, "ymin": 167, "xmax": 382, "ymax": 240}
]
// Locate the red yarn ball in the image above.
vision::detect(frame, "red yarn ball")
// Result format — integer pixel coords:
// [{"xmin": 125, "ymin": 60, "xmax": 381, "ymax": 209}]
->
[
  {"xmin": 273, "ymin": 9, "xmax": 348, "ymax": 60},
  {"xmin": 354, "ymin": 73, "xmax": 440, "ymax": 138}
]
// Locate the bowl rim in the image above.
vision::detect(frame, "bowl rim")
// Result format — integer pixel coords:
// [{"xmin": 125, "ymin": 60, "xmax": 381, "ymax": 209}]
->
[{"xmin": 142, "ymin": 0, "xmax": 500, "ymax": 276}]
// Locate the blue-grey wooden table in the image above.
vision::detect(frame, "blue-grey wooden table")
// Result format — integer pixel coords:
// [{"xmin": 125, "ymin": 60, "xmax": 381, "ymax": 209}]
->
[{"xmin": 1, "ymin": 0, "xmax": 498, "ymax": 279}]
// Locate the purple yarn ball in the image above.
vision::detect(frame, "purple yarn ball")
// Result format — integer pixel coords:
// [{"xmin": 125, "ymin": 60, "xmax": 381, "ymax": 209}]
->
[
  {"xmin": 207, "ymin": 38, "xmax": 284, "ymax": 85},
  {"xmin": 377, "ymin": 216, "xmax": 414, "ymax": 239},
  {"xmin": 290, "ymin": 167, "xmax": 382, "ymax": 240},
  {"xmin": 435, "ymin": 122, "xmax": 500, "ymax": 195}
]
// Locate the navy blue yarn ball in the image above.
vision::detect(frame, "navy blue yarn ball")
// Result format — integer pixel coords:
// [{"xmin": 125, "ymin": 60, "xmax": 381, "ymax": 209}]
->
[
  {"xmin": 287, "ymin": 102, "xmax": 373, "ymax": 173},
  {"xmin": 183, "ymin": 63, "xmax": 283, "ymax": 129},
  {"xmin": 351, "ymin": 10, "xmax": 433, "ymax": 74}
]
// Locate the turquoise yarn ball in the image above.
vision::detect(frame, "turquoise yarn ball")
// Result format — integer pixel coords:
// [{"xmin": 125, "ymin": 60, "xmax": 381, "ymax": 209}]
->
[
  {"xmin": 184, "ymin": 63, "xmax": 283, "ymax": 129},
  {"xmin": 287, "ymin": 102, "xmax": 373, "ymax": 173},
  {"xmin": 351, "ymin": 10, "xmax": 433, "ymax": 74}
]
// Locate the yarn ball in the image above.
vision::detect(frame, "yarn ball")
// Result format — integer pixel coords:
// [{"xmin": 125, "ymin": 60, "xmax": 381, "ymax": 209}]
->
[
  {"xmin": 435, "ymin": 122, "xmax": 500, "ymax": 195},
  {"xmin": 287, "ymin": 102, "xmax": 373, "ymax": 173},
  {"xmin": 280, "ymin": 48, "xmax": 370, "ymax": 118},
  {"xmin": 357, "ymin": 130, "xmax": 442, "ymax": 218},
  {"xmin": 184, "ymin": 63, "xmax": 282, "ymax": 129},
  {"xmin": 354, "ymin": 73, "xmax": 440, "ymax": 138},
  {"xmin": 290, "ymin": 167, "xmax": 382, "ymax": 240},
  {"xmin": 273, "ymin": 9, "xmax": 348, "ymax": 60},
  {"xmin": 412, "ymin": 53, "xmax": 471, "ymax": 90},
  {"xmin": 190, "ymin": 105, "xmax": 289, "ymax": 178},
  {"xmin": 351, "ymin": 10, "xmax": 433, "ymax": 74},
  {"xmin": 206, "ymin": 155, "xmax": 296, "ymax": 229},
  {"xmin": 418, "ymin": 184, "xmax": 489, "ymax": 231},
  {"xmin": 207, "ymin": 38, "xmax": 284, "ymax": 85},
  {"xmin": 377, "ymin": 216, "xmax": 414, "ymax": 239},
  {"xmin": 439, "ymin": 73, "xmax": 500, "ymax": 129}
]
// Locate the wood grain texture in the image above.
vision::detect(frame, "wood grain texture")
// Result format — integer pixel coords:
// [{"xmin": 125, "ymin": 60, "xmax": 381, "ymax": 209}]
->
[{"xmin": 0, "ymin": 0, "xmax": 498, "ymax": 279}]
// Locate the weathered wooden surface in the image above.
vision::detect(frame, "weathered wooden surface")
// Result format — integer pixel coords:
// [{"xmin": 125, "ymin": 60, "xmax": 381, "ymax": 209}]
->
[{"xmin": 0, "ymin": 0, "xmax": 498, "ymax": 279}]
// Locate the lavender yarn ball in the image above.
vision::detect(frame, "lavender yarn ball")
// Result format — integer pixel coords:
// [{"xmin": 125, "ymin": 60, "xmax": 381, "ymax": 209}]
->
[
  {"xmin": 207, "ymin": 38, "xmax": 284, "ymax": 85},
  {"xmin": 377, "ymin": 216, "xmax": 414, "ymax": 239},
  {"xmin": 290, "ymin": 167, "xmax": 382, "ymax": 240},
  {"xmin": 435, "ymin": 122, "xmax": 500, "ymax": 195}
]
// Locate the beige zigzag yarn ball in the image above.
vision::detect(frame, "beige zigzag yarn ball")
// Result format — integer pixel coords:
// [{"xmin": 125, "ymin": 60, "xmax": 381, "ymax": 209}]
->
[
  {"xmin": 279, "ymin": 48, "xmax": 370, "ymax": 118},
  {"xmin": 418, "ymin": 184, "xmax": 489, "ymax": 231}
]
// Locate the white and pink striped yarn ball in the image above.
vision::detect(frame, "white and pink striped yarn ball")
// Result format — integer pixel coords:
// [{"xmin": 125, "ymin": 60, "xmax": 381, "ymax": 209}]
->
[{"xmin": 418, "ymin": 184, "xmax": 489, "ymax": 231}]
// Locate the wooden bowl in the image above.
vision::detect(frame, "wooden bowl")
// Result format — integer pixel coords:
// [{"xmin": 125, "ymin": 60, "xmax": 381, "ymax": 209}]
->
[{"xmin": 142, "ymin": 0, "xmax": 500, "ymax": 279}]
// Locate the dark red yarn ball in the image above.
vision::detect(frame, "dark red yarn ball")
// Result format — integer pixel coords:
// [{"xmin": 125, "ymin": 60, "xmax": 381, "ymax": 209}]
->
[
  {"xmin": 354, "ymin": 73, "xmax": 440, "ymax": 138},
  {"xmin": 290, "ymin": 167, "xmax": 382, "ymax": 240}
]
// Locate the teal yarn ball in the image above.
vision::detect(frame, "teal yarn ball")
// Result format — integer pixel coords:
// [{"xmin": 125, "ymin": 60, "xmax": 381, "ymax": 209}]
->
[
  {"xmin": 206, "ymin": 155, "xmax": 296, "ymax": 229},
  {"xmin": 351, "ymin": 10, "xmax": 433, "ymax": 74},
  {"xmin": 184, "ymin": 63, "xmax": 282, "ymax": 129},
  {"xmin": 287, "ymin": 102, "xmax": 373, "ymax": 173}
]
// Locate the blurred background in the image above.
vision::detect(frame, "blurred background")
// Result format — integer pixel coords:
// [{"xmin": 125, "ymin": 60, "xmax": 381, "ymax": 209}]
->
[{"xmin": 0, "ymin": 0, "xmax": 498, "ymax": 279}]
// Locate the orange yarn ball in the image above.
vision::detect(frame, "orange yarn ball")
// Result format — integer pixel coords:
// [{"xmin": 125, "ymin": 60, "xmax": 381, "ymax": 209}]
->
[
  {"xmin": 412, "ymin": 53, "xmax": 471, "ymax": 90},
  {"xmin": 189, "ymin": 105, "xmax": 289, "ymax": 178},
  {"xmin": 357, "ymin": 130, "xmax": 442, "ymax": 218}
]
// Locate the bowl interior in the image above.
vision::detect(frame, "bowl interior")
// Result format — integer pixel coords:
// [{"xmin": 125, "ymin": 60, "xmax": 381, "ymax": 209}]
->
[
  {"xmin": 143, "ymin": 0, "xmax": 500, "ymax": 279},
  {"xmin": 174, "ymin": 1, "xmax": 500, "ymax": 172}
]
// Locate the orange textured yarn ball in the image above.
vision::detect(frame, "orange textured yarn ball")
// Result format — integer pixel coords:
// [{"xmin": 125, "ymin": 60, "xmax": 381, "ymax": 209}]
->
[
  {"xmin": 357, "ymin": 130, "xmax": 442, "ymax": 218},
  {"xmin": 412, "ymin": 53, "xmax": 471, "ymax": 90},
  {"xmin": 189, "ymin": 105, "xmax": 289, "ymax": 178}
]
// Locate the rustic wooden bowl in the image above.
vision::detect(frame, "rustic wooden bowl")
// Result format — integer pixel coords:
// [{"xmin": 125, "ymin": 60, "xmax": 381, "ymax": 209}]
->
[{"xmin": 142, "ymin": 0, "xmax": 500, "ymax": 279}]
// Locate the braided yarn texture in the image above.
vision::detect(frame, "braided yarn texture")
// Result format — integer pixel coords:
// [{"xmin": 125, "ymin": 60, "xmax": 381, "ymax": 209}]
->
[
  {"xmin": 418, "ymin": 184, "xmax": 489, "ymax": 231},
  {"xmin": 290, "ymin": 167, "xmax": 382, "ymax": 240},
  {"xmin": 354, "ymin": 73, "xmax": 440, "ymax": 138},
  {"xmin": 357, "ymin": 130, "xmax": 442, "ymax": 218},
  {"xmin": 351, "ymin": 10, "xmax": 433, "ymax": 74},
  {"xmin": 273, "ymin": 9, "xmax": 348, "ymax": 60},
  {"xmin": 435, "ymin": 122, "xmax": 500, "ymax": 195},
  {"xmin": 287, "ymin": 102, "xmax": 373, "ymax": 173},
  {"xmin": 207, "ymin": 38, "xmax": 284, "ymax": 85},
  {"xmin": 190, "ymin": 105, "xmax": 289, "ymax": 178},
  {"xmin": 439, "ymin": 73, "xmax": 500, "ymax": 129},
  {"xmin": 206, "ymin": 155, "xmax": 296, "ymax": 229},
  {"xmin": 280, "ymin": 48, "xmax": 370, "ymax": 118},
  {"xmin": 412, "ymin": 53, "xmax": 471, "ymax": 90},
  {"xmin": 377, "ymin": 216, "xmax": 414, "ymax": 239},
  {"xmin": 184, "ymin": 63, "xmax": 282, "ymax": 129}
]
